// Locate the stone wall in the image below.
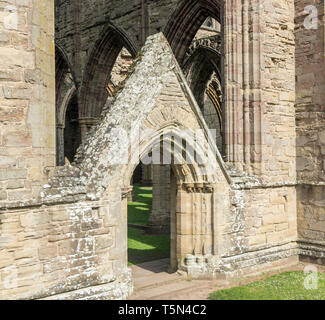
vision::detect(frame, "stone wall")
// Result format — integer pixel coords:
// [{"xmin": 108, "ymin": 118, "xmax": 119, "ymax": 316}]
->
[
  {"xmin": 295, "ymin": 0, "xmax": 325, "ymax": 260},
  {"xmin": 0, "ymin": 0, "xmax": 56, "ymax": 206},
  {"xmin": 262, "ymin": 0, "xmax": 296, "ymax": 183},
  {"xmin": 0, "ymin": 197, "xmax": 132, "ymax": 300},
  {"xmin": 296, "ymin": 0, "xmax": 325, "ymax": 184}
]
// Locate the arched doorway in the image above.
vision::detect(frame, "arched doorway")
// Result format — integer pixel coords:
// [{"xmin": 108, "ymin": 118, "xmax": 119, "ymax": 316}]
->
[
  {"xmin": 119, "ymin": 116, "xmax": 224, "ymax": 274},
  {"xmin": 127, "ymin": 163, "xmax": 177, "ymax": 272}
]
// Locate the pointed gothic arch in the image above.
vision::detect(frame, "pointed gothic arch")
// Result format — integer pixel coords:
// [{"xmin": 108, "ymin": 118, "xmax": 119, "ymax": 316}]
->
[
  {"xmin": 78, "ymin": 23, "xmax": 138, "ymax": 120},
  {"xmin": 55, "ymin": 43, "xmax": 79, "ymax": 165},
  {"xmin": 164, "ymin": 0, "xmax": 223, "ymax": 64}
]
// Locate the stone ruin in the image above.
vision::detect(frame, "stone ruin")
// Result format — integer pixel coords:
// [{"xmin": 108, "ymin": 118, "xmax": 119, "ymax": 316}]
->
[{"xmin": 0, "ymin": 0, "xmax": 324, "ymax": 299}]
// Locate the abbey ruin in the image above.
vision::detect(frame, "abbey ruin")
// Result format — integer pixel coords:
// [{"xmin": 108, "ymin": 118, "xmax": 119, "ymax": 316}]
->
[{"xmin": 0, "ymin": 0, "xmax": 324, "ymax": 300}]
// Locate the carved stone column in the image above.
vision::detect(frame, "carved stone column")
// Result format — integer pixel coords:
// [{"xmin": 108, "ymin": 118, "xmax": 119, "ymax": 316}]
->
[
  {"xmin": 224, "ymin": 0, "xmax": 264, "ymax": 175},
  {"xmin": 177, "ymin": 183, "xmax": 218, "ymax": 278}
]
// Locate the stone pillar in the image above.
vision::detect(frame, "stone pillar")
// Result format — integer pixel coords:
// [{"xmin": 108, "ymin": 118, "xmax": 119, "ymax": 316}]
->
[
  {"xmin": 141, "ymin": 164, "xmax": 153, "ymax": 185},
  {"xmin": 56, "ymin": 124, "xmax": 65, "ymax": 166},
  {"xmin": 0, "ymin": 0, "xmax": 55, "ymax": 204},
  {"xmin": 78, "ymin": 118, "xmax": 99, "ymax": 141},
  {"xmin": 224, "ymin": 0, "xmax": 264, "ymax": 174},
  {"xmin": 224, "ymin": 0, "xmax": 296, "ymax": 182},
  {"xmin": 147, "ymin": 165, "xmax": 171, "ymax": 234}
]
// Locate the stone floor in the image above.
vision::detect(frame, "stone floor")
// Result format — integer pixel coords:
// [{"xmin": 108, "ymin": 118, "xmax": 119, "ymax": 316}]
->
[
  {"xmin": 128, "ymin": 258, "xmax": 325, "ymax": 300},
  {"xmin": 129, "ymin": 259, "xmax": 227, "ymax": 300}
]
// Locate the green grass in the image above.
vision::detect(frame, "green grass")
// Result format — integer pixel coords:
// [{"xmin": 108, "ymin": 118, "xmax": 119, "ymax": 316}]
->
[
  {"xmin": 128, "ymin": 184, "xmax": 152, "ymax": 226},
  {"xmin": 209, "ymin": 271, "xmax": 325, "ymax": 300},
  {"xmin": 128, "ymin": 227, "xmax": 170, "ymax": 266},
  {"xmin": 127, "ymin": 184, "xmax": 170, "ymax": 266}
]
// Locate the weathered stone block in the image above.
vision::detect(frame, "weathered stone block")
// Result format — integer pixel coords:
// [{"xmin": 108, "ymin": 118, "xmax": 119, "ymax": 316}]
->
[
  {"xmin": 0, "ymin": 168, "xmax": 27, "ymax": 181},
  {"xmin": 38, "ymin": 244, "xmax": 58, "ymax": 260},
  {"xmin": 248, "ymin": 234, "xmax": 266, "ymax": 246}
]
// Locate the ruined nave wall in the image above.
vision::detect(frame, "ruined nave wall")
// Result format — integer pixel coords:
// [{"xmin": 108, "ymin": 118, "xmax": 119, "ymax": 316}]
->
[{"xmin": 54, "ymin": 0, "xmax": 180, "ymax": 85}]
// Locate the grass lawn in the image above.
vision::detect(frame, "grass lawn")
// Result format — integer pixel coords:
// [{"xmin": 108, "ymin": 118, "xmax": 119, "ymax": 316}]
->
[
  {"xmin": 128, "ymin": 227, "xmax": 170, "ymax": 266},
  {"xmin": 209, "ymin": 271, "xmax": 325, "ymax": 300},
  {"xmin": 127, "ymin": 184, "xmax": 170, "ymax": 266},
  {"xmin": 128, "ymin": 184, "xmax": 152, "ymax": 226}
]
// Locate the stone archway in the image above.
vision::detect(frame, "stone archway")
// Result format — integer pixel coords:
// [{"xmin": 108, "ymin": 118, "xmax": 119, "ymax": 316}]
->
[
  {"xmin": 43, "ymin": 33, "xmax": 231, "ymax": 286},
  {"xmin": 121, "ymin": 122, "xmax": 223, "ymax": 272},
  {"xmin": 81, "ymin": 33, "xmax": 230, "ymax": 277},
  {"xmin": 164, "ymin": 0, "xmax": 222, "ymax": 64}
]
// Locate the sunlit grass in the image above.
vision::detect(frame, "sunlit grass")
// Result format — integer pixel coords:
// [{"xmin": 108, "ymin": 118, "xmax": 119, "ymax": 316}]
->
[
  {"xmin": 209, "ymin": 271, "xmax": 325, "ymax": 300},
  {"xmin": 128, "ymin": 227, "xmax": 170, "ymax": 266},
  {"xmin": 127, "ymin": 184, "xmax": 170, "ymax": 266},
  {"xmin": 128, "ymin": 184, "xmax": 152, "ymax": 226}
]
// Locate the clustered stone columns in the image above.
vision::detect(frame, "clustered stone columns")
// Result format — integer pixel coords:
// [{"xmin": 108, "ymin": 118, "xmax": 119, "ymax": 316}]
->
[{"xmin": 224, "ymin": 0, "xmax": 264, "ymax": 175}]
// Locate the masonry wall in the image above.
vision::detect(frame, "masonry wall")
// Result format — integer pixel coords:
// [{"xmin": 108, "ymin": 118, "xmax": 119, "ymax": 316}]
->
[
  {"xmin": 0, "ymin": 0, "xmax": 56, "ymax": 206},
  {"xmin": 261, "ymin": 0, "xmax": 296, "ymax": 183},
  {"xmin": 295, "ymin": 0, "xmax": 325, "ymax": 259}
]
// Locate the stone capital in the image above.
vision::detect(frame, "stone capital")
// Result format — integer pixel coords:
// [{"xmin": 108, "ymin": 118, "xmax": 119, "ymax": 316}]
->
[{"xmin": 181, "ymin": 182, "xmax": 215, "ymax": 193}]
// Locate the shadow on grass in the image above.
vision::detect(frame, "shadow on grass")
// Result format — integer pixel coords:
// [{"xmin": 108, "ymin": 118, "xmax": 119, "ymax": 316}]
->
[{"xmin": 128, "ymin": 227, "xmax": 170, "ymax": 266}]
